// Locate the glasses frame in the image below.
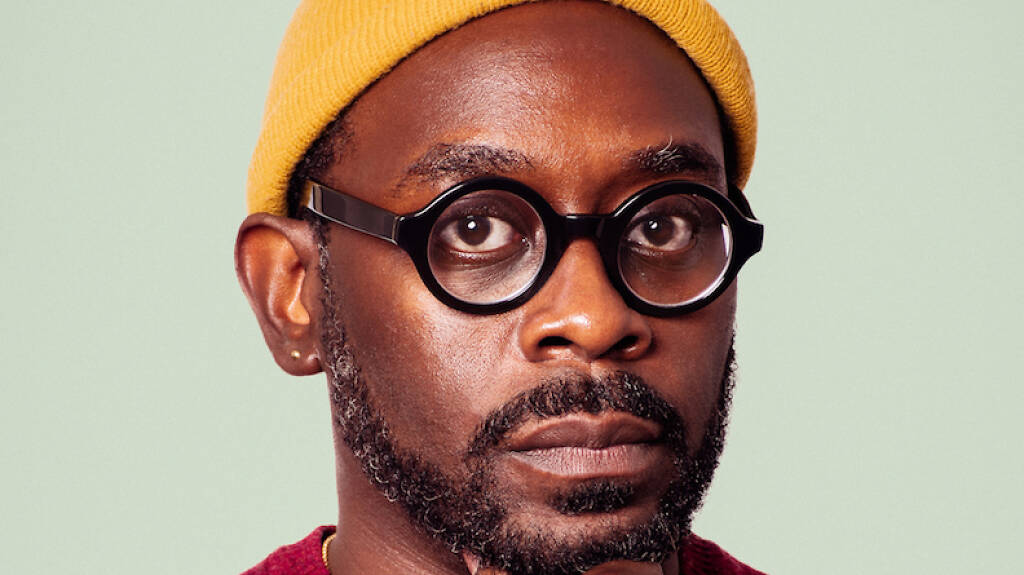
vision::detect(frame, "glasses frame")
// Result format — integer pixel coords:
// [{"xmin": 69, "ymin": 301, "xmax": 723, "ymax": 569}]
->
[{"xmin": 304, "ymin": 177, "xmax": 763, "ymax": 316}]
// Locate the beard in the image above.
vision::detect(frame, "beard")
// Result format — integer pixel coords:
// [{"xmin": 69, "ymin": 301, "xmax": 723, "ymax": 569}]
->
[{"xmin": 316, "ymin": 251, "xmax": 734, "ymax": 574}]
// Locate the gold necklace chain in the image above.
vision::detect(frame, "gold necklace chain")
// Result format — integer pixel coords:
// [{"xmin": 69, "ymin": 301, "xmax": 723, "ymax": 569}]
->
[{"xmin": 322, "ymin": 532, "xmax": 336, "ymax": 572}]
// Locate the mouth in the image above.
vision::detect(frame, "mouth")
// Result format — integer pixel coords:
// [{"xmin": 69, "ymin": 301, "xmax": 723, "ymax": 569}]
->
[{"xmin": 501, "ymin": 413, "xmax": 666, "ymax": 479}]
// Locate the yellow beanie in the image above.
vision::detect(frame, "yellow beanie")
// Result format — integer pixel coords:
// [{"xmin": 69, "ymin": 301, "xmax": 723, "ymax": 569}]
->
[{"xmin": 247, "ymin": 0, "xmax": 756, "ymax": 215}]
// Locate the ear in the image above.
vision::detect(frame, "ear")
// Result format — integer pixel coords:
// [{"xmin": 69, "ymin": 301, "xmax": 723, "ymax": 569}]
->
[{"xmin": 235, "ymin": 212, "xmax": 323, "ymax": 376}]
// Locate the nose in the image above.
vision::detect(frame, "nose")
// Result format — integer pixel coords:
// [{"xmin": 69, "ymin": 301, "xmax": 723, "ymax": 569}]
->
[{"xmin": 517, "ymin": 240, "xmax": 653, "ymax": 363}]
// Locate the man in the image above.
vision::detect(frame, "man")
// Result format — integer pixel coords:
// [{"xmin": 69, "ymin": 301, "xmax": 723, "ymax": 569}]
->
[{"xmin": 236, "ymin": 0, "xmax": 764, "ymax": 573}]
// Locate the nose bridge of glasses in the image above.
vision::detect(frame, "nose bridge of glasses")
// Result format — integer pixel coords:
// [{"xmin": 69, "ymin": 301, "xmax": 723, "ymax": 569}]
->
[
  {"xmin": 562, "ymin": 214, "xmax": 607, "ymax": 241},
  {"xmin": 551, "ymin": 214, "xmax": 620, "ymax": 301}
]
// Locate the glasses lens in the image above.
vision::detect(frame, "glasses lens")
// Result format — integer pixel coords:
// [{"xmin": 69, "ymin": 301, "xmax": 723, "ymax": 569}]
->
[
  {"xmin": 427, "ymin": 190, "xmax": 546, "ymax": 305},
  {"xmin": 618, "ymin": 193, "xmax": 732, "ymax": 307}
]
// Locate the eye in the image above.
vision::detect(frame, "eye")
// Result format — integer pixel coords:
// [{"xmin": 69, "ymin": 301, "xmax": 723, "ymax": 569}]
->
[
  {"xmin": 427, "ymin": 189, "xmax": 547, "ymax": 304},
  {"xmin": 626, "ymin": 214, "xmax": 696, "ymax": 252},
  {"xmin": 435, "ymin": 214, "xmax": 525, "ymax": 254}
]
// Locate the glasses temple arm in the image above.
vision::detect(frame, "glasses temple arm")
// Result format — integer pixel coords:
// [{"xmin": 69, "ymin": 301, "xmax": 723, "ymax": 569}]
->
[
  {"xmin": 305, "ymin": 181, "xmax": 400, "ymax": 243},
  {"xmin": 728, "ymin": 184, "xmax": 759, "ymax": 221}
]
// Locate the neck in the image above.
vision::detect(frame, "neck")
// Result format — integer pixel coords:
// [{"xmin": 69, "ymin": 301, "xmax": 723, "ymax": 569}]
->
[{"xmin": 329, "ymin": 445, "xmax": 467, "ymax": 575}]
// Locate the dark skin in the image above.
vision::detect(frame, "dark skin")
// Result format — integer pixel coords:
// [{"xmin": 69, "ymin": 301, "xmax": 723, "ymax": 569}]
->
[{"xmin": 236, "ymin": 2, "xmax": 735, "ymax": 574}]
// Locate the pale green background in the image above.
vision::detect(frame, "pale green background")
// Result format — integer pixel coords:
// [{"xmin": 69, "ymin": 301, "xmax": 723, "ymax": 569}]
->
[{"xmin": 2, "ymin": 1, "xmax": 1021, "ymax": 573}]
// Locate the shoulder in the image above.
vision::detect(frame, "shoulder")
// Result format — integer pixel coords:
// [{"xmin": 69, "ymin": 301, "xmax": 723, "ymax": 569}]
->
[
  {"xmin": 681, "ymin": 533, "xmax": 768, "ymax": 575},
  {"xmin": 240, "ymin": 526, "xmax": 334, "ymax": 575}
]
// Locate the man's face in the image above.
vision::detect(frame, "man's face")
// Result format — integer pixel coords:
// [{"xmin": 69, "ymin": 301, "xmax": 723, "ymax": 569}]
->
[{"xmin": 315, "ymin": 2, "xmax": 735, "ymax": 571}]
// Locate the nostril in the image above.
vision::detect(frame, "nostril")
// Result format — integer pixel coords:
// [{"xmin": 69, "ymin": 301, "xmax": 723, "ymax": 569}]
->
[
  {"xmin": 613, "ymin": 335, "xmax": 639, "ymax": 353},
  {"xmin": 536, "ymin": 334, "xmax": 643, "ymax": 356},
  {"xmin": 539, "ymin": 335, "xmax": 572, "ymax": 348}
]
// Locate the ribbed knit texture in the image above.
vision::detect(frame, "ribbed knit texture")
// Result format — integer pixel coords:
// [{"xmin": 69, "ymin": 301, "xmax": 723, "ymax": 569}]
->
[
  {"xmin": 247, "ymin": 0, "xmax": 756, "ymax": 215},
  {"xmin": 241, "ymin": 526, "xmax": 332, "ymax": 575}
]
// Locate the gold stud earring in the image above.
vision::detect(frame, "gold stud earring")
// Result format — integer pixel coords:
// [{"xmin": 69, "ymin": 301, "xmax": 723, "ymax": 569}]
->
[{"xmin": 290, "ymin": 350, "xmax": 302, "ymax": 360}]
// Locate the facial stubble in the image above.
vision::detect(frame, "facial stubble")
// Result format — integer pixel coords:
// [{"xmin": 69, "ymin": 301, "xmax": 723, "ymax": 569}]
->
[{"xmin": 315, "ymin": 225, "xmax": 735, "ymax": 574}]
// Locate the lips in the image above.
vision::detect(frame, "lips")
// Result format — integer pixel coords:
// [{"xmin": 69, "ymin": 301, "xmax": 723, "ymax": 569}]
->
[
  {"xmin": 504, "ymin": 412, "xmax": 661, "ymax": 451},
  {"xmin": 501, "ymin": 413, "xmax": 665, "ymax": 479}
]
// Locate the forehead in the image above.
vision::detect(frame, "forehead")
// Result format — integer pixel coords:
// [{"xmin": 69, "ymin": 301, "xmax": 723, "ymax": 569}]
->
[{"xmin": 323, "ymin": 0, "xmax": 725, "ymax": 213}]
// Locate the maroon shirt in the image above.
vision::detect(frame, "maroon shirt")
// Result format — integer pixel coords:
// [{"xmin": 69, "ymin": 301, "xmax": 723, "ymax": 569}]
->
[{"xmin": 242, "ymin": 526, "xmax": 766, "ymax": 574}]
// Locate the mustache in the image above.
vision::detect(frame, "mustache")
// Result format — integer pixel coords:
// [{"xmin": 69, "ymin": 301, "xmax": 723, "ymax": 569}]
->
[{"xmin": 466, "ymin": 371, "xmax": 688, "ymax": 459}]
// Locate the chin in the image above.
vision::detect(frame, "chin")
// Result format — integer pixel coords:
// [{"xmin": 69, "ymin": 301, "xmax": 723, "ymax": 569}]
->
[
  {"xmin": 513, "ymin": 498, "xmax": 665, "ymax": 540},
  {"xmin": 474, "ymin": 488, "xmax": 690, "ymax": 575}
]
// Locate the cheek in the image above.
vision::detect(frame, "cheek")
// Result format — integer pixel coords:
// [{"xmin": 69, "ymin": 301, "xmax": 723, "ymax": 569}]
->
[
  {"xmin": 647, "ymin": 285, "xmax": 736, "ymax": 450},
  {"xmin": 325, "ymin": 230, "xmax": 518, "ymax": 459}
]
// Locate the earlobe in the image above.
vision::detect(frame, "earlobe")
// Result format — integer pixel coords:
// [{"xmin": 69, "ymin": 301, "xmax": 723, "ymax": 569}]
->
[{"xmin": 235, "ymin": 212, "xmax": 323, "ymax": 376}]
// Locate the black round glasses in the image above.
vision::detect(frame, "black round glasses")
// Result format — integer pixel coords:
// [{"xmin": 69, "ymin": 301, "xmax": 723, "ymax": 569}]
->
[{"xmin": 304, "ymin": 177, "xmax": 763, "ymax": 316}]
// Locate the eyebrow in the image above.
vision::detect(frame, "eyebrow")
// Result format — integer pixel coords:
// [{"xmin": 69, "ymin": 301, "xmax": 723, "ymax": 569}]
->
[
  {"xmin": 392, "ymin": 139, "xmax": 723, "ymax": 198},
  {"xmin": 626, "ymin": 141, "xmax": 724, "ymax": 184},
  {"xmin": 393, "ymin": 143, "xmax": 532, "ymax": 196}
]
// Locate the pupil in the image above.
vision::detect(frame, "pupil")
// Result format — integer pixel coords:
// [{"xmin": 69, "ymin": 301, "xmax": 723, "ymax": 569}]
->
[
  {"xmin": 458, "ymin": 216, "xmax": 491, "ymax": 246},
  {"xmin": 643, "ymin": 217, "xmax": 674, "ymax": 245}
]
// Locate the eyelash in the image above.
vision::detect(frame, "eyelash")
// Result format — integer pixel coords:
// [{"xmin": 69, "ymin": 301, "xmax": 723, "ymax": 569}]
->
[{"xmin": 435, "ymin": 199, "xmax": 532, "ymax": 235}]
